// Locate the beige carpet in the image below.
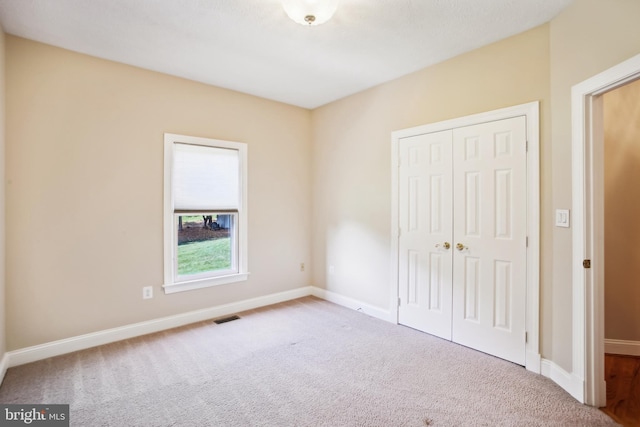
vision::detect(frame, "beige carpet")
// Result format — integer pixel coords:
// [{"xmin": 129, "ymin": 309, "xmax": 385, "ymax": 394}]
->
[{"xmin": 0, "ymin": 297, "xmax": 617, "ymax": 426}]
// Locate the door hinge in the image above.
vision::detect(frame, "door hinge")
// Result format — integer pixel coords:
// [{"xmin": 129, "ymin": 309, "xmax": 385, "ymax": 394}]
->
[
  {"xmin": 583, "ymin": 259, "xmax": 591, "ymax": 269},
  {"xmin": 526, "ymin": 236, "xmax": 529, "ymax": 247},
  {"xmin": 526, "ymin": 140, "xmax": 528, "ymax": 152},
  {"xmin": 398, "ymin": 228, "xmax": 402, "ymax": 238},
  {"xmin": 525, "ymin": 331, "xmax": 528, "ymax": 343},
  {"xmin": 398, "ymin": 297, "xmax": 401, "ymax": 307}
]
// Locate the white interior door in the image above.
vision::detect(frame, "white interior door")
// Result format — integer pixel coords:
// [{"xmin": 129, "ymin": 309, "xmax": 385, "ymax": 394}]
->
[
  {"xmin": 397, "ymin": 116, "xmax": 527, "ymax": 365},
  {"xmin": 451, "ymin": 117, "xmax": 527, "ymax": 365},
  {"xmin": 398, "ymin": 130, "xmax": 453, "ymax": 340}
]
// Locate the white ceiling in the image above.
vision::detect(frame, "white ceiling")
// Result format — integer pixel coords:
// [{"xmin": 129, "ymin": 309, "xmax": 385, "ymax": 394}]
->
[{"xmin": 0, "ymin": 0, "xmax": 572, "ymax": 109}]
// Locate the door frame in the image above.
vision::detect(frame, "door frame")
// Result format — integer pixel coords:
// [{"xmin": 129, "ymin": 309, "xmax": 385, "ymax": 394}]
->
[
  {"xmin": 571, "ymin": 53, "xmax": 640, "ymax": 406},
  {"xmin": 390, "ymin": 101, "xmax": 541, "ymax": 373}
]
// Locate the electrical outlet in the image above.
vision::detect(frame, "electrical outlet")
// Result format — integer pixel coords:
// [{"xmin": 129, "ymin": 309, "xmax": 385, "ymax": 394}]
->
[
  {"xmin": 300, "ymin": 263, "xmax": 305, "ymax": 272},
  {"xmin": 142, "ymin": 286, "xmax": 153, "ymax": 300}
]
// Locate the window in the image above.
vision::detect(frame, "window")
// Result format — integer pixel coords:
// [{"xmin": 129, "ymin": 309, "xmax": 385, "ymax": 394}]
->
[{"xmin": 164, "ymin": 133, "xmax": 248, "ymax": 294}]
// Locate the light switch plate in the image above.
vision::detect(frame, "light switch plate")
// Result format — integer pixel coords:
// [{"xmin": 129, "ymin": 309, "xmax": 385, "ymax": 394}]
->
[{"xmin": 556, "ymin": 209, "xmax": 570, "ymax": 228}]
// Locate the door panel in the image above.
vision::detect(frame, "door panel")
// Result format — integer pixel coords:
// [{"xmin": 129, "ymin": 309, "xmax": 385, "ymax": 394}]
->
[
  {"xmin": 451, "ymin": 116, "xmax": 527, "ymax": 365},
  {"xmin": 397, "ymin": 116, "xmax": 527, "ymax": 366},
  {"xmin": 398, "ymin": 131, "xmax": 453, "ymax": 339},
  {"xmin": 463, "ymin": 256, "xmax": 480, "ymax": 322}
]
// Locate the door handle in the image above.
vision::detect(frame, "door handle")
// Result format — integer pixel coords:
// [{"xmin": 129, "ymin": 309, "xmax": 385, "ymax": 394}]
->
[
  {"xmin": 435, "ymin": 242, "xmax": 451, "ymax": 250},
  {"xmin": 456, "ymin": 243, "xmax": 468, "ymax": 251}
]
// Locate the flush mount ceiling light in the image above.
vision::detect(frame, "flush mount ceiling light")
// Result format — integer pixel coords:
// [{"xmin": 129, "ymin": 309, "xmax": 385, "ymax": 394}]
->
[{"xmin": 281, "ymin": 0, "xmax": 339, "ymax": 26}]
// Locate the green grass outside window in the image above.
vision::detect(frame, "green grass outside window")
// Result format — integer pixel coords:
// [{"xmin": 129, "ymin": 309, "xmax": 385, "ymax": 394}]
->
[{"xmin": 177, "ymin": 237, "xmax": 232, "ymax": 276}]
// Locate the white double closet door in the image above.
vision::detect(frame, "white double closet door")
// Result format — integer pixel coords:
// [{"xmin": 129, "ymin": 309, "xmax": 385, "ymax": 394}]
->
[{"xmin": 398, "ymin": 116, "xmax": 527, "ymax": 365}]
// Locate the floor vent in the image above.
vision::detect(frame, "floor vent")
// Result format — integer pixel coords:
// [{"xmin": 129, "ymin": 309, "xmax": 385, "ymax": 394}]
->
[{"xmin": 213, "ymin": 315, "xmax": 240, "ymax": 324}]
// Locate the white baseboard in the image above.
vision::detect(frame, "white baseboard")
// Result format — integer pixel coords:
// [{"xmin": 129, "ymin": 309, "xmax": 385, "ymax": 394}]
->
[
  {"xmin": 0, "ymin": 352, "xmax": 9, "ymax": 385},
  {"xmin": 605, "ymin": 339, "xmax": 640, "ymax": 356},
  {"xmin": 310, "ymin": 286, "xmax": 394, "ymax": 323},
  {"xmin": 541, "ymin": 358, "xmax": 584, "ymax": 403},
  {"xmin": 8, "ymin": 286, "xmax": 314, "ymax": 368}
]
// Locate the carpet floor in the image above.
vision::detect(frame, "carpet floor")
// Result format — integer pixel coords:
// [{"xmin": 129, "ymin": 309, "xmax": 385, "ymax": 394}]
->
[{"xmin": 0, "ymin": 296, "xmax": 618, "ymax": 426}]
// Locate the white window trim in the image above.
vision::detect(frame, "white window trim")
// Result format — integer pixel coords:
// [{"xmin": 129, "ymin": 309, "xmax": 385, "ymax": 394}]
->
[{"xmin": 163, "ymin": 133, "xmax": 248, "ymax": 294}]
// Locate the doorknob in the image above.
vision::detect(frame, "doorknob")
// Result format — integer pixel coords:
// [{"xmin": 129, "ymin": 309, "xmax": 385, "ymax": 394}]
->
[
  {"xmin": 456, "ymin": 243, "xmax": 468, "ymax": 251},
  {"xmin": 435, "ymin": 242, "xmax": 451, "ymax": 250}
]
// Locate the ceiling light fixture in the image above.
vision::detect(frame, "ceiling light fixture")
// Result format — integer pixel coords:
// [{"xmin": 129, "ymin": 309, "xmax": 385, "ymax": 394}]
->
[{"xmin": 281, "ymin": 0, "xmax": 339, "ymax": 26}]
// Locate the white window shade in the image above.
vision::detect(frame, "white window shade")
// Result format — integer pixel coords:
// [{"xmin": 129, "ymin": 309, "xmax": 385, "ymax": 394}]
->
[{"xmin": 173, "ymin": 143, "xmax": 240, "ymax": 211}]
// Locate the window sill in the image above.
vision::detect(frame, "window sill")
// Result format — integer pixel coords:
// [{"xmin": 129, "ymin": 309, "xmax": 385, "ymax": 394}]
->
[{"xmin": 163, "ymin": 272, "xmax": 249, "ymax": 294}]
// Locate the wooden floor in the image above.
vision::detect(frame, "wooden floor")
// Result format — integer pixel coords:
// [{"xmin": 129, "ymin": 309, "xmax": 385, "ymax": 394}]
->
[{"xmin": 601, "ymin": 354, "xmax": 640, "ymax": 426}]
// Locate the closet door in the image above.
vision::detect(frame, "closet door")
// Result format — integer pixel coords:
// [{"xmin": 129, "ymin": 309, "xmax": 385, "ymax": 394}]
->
[
  {"xmin": 451, "ymin": 116, "xmax": 527, "ymax": 365},
  {"xmin": 398, "ymin": 130, "xmax": 453, "ymax": 340}
]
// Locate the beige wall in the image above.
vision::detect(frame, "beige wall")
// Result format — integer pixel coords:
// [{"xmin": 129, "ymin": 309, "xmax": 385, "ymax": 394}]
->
[
  {"xmin": 5, "ymin": 37, "xmax": 312, "ymax": 350},
  {"xmin": 549, "ymin": 0, "xmax": 640, "ymax": 370},
  {"xmin": 0, "ymin": 26, "xmax": 6, "ymax": 358},
  {"xmin": 603, "ymin": 79, "xmax": 640, "ymax": 342},
  {"xmin": 311, "ymin": 25, "xmax": 551, "ymax": 329}
]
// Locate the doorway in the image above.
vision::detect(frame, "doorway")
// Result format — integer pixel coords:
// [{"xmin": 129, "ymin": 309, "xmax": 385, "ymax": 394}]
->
[
  {"xmin": 602, "ymin": 79, "xmax": 640, "ymax": 353},
  {"xmin": 390, "ymin": 102, "xmax": 541, "ymax": 372},
  {"xmin": 571, "ymin": 53, "xmax": 640, "ymax": 407}
]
